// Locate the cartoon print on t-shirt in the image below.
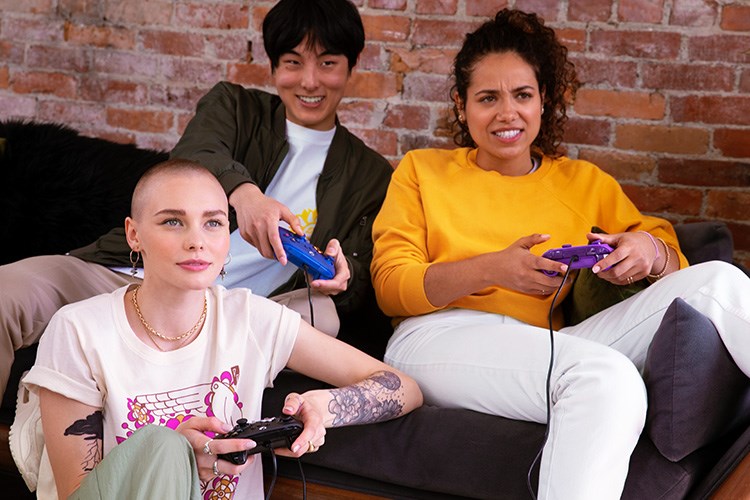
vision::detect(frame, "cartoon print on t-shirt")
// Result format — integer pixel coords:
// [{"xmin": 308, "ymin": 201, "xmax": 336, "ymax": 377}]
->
[
  {"xmin": 297, "ymin": 208, "xmax": 317, "ymax": 237},
  {"xmin": 116, "ymin": 366, "xmax": 243, "ymax": 499}
]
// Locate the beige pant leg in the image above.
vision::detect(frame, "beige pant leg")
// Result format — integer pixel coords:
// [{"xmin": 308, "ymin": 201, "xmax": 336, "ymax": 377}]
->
[
  {"xmin": 0, "ymin": 255, "xmax": 139, "ymax": 399},
  {"xmin": 270, "ymin": 288, "xmax": 340, "ymax": 337}
]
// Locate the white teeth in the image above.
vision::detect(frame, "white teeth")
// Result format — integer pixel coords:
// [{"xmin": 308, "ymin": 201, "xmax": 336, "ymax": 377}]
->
[
  {"xmin": 495, "ymin": 129, "xmax": 520, "ymax": 139},
  {"xmin": 298, "ymin": 96, "xmax": 323, "ymax": 103}
]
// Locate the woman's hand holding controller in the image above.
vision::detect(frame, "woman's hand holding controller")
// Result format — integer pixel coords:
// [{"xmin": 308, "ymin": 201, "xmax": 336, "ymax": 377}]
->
[{"xmin": 588, "ymin": 231, "xmax": 658, "ymax": 285}]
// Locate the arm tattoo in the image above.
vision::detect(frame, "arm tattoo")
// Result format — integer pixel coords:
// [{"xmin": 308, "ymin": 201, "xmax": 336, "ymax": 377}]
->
[
  {"xmin": 327, "ymin": 371, "xmax": 405, "ymax": 426},
  {"xmin": 64, "ymin": 411, "xmax": 103, "ymax": 473}
]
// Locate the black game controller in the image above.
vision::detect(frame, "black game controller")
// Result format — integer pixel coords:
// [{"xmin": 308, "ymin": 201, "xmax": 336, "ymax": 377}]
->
[
  {"xmin": 216, "ymin": 416, "xmax": 303, "ymax": 465},
  {"xmin": 541, "ymin": 240, "xmax": 614, "ymax": 276},
  {"xmin": 278, "ymin": 227, "xmax": 335, "ymax": 281}
]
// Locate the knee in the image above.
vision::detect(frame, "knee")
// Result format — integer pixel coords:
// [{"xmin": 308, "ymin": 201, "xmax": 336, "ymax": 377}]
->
[{"xmin": 130, "ymin": 425, "xmax": 193, "ymax": 462}]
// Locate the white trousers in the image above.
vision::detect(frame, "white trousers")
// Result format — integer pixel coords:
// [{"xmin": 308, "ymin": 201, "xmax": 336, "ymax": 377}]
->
[{"xmin": 384, "ymin": 261, "xmax": 750, "ymax": 500}]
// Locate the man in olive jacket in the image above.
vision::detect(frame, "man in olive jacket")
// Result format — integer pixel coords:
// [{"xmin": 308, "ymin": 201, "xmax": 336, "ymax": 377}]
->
[{"xmin": 0, "ymin": 0, "xmax": 391, "ymax": 399}]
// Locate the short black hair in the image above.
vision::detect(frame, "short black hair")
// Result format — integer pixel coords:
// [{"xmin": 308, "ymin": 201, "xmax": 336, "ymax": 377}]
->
[{"xmin": 263, "ymin": 0, "xmax": 365, "ymax": 71}]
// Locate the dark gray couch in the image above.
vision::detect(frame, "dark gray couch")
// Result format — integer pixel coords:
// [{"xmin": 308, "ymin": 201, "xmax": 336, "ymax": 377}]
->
[{"xmin": 2, "ymin": 120, "xmax": 750, "ymax": 499}]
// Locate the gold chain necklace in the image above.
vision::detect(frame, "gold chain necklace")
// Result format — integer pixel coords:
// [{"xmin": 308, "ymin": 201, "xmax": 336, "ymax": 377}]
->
[{"xmin": 131, "ymin": 285, "xmax": 207, "ymax": 342}]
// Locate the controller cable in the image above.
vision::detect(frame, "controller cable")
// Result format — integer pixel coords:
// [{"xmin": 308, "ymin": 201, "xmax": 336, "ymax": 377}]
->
[
  {"xmin": 303, "ymin": 271, "xmax": 316, "ymax": 328},
  {"xmin": 265, "ymin": 449, "xmax": 307, "ymax": 500},
  {"xmin": 526, "ymin": 256, "xmax": 578, "ymax": 500}
]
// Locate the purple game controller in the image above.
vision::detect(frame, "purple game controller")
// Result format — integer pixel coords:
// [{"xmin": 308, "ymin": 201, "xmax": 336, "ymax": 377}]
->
[
  {"xmin": 279, "ymin": 227, "xmax": 335, "ymax": 280},
  {"xmin": 541, "ymin": 240, "xmax": 614, "ymax": 276}
]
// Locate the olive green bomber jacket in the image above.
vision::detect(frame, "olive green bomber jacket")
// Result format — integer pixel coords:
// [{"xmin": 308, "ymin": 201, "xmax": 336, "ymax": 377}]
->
[{"xmin": 70, "ymin": 82, "xmax": 392, "ymax": 316}]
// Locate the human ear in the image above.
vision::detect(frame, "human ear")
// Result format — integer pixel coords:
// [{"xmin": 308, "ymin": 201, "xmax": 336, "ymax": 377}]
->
[{"xmin": 124, "ymin": 217, "xmax": 141, "ymax": 252}]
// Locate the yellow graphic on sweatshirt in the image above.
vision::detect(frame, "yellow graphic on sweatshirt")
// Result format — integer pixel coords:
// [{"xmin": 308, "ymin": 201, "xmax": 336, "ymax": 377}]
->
[{"xmin": 297, "ymin": 208, "xmax": 317, "ymax": 238}]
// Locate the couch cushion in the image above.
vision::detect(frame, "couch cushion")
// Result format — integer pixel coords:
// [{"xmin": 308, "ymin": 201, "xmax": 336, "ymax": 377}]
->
[{"xmin": 644, "ymin": 298, "xmax": 750, "ymax": 462}]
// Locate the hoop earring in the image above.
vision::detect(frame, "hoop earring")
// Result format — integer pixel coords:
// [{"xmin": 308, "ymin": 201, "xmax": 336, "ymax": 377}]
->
[
  {"xmin": 129, "ymin": 250, "xmax": 140, "ymax": 277},
  {"xmin": 458, "ymin": 113, "xmax": 465, "ymax": 123},
  {"xmin": 541, "ymin": 106, "xmax": 545, "ymax": 115},
  {"xmin": 220, "ymin": 253, "xmax": 232, "ymax": 281}
]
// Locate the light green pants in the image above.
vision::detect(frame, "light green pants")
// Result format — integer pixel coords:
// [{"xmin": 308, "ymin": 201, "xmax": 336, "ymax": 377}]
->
[{"xmin": 70, "ymin": 425, "xmax": 201, "ymax": 500}]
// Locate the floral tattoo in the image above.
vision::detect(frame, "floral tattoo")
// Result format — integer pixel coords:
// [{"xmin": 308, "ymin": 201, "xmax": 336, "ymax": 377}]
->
[
  {"xmin": 64, "ymin": 410, "xmax": 103, "ymax": 473},
  {"xmin": 328, "ymin": 371, "xmax": 404, "ymax": 426}
]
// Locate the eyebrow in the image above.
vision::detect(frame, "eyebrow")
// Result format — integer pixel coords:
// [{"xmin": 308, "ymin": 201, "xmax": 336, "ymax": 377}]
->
[
  {"xmin": 285, "ymin": 49, "xmax": 339, "ymax": 59},
  {"xmin": 154, "ymin": 208, "xmax": 228, "ymax": 218},
  {"xmin": 473, "ymin": 85, "xmax": 536, "ymax": 96}
]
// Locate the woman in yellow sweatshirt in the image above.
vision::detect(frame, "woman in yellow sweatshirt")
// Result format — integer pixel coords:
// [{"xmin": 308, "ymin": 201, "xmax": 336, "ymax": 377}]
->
[{"xmin": 371, "ymin": 9, "xmax": 750, "ymax": 500}]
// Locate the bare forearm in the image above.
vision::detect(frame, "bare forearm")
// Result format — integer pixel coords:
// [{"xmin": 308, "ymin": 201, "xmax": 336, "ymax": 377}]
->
[{"xmin": 303, "ymin": 370, "xmax": 422, "ymax": 428}]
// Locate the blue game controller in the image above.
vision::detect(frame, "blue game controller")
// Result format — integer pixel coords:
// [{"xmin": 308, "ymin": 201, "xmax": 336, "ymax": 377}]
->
[
  {"xmin": 542, "ymin": 240, "xmax": 614, "ymax": 276},
  {"xmin": 279, "ymin": 227, "xmax": 335, "ymax": 280}
]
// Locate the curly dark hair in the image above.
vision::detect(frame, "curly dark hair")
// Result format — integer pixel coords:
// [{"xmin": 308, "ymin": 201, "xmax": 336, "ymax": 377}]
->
[{"xmin": 450, "ymin": 9, "xmax": 579, "ymax": 157}]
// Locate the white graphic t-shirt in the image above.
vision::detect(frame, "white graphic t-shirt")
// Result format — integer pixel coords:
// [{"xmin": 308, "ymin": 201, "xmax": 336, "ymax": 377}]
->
[
  {"xmin": 222, "ymin": 120, "xmax": 335, "ymax": 295},
  {"xmin": 22, "ymin": 285, "xmax": 300, "ymax": 500}
]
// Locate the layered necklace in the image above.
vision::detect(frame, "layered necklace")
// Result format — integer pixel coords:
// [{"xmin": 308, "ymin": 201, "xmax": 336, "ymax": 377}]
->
[{"xmin": 131, "ymin": 285, "xmax": 207, "ymax": 350}]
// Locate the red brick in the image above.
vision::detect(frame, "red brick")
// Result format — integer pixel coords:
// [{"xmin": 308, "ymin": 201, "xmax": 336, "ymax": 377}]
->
[
  {"xmin": 337, "ymin": 101, "xmax": 378, "ymax": 128},
  {"xmin": 715, "ymin": 129, "xmax": 750, "ymax": 159},
  {"xmin": 416, "ymin": 0, "xmax": 457, "ymax": 15},
  {"xmin": 563, "ymin": 117, "xmax": 612, "ymax": 146},
  {"xmin": 556, "ymin": 28, "xmax": 586, "ymax": 53},
  {"xmin": 347, "ymin": 71, "xmax": 401, "ymax": 99},
  {"xmin": 358, "ymin": 45, "xmax": 387, "ymax": 72},
  {"xmin": 402, "ymin": 72, "xmax": 451, "ymax": 102},
  {"xmin": 568, "ymin": 0, "xmax": 612, "ymax": 22},
  {"xmin": 88, "ymin": 129, "xmax": 136, "ymax": 145},
  {"xmin": 106, "ymin": 108, "xmax": 174, "ymax": 133},
  {"xmin": 571, "ymin": 56, "xmax": 638, "ymax": 87},
  {"xmin": 671, "ymin": 96, "xmax": 750, "ymax": 126},
  {"xmin": 362, "ymin": 15, "xmax": 411, "ymax": 43},
  {"xmin": 227, "ymin": 63, "xmax": 272, "ymax": 88},
  {"xmin": 369, "ymin": 0, "xmax": 407, "ymax": 9},
  {"xmin": 3, "ymin": 17, "xmax": 64, "ymax": 43},
  {"xmin": 0, "ymin": 0, "xmax": 53, "ymax": 14},
  {"xmin": 174, "ymin": 3, "xmax": 249, "ymax": 30},
  {"xmin": 38, "ymin": 100, "xmax": 105, "ymax": 125},
  {"xmin": 0, "ymin": 41, "xmax": 25, "ymax": 65},
  {"xmin": 688, "ymin": 35, "xmax": 750, "ymax": 63},
  {"xmin": 614, "ymin": 124, "xmax": 709, "ymax": 154},
  {"xmin": 575, "ymin": 89, "xmax": 665, "ymax": 120},
  {"xmin": 177, "ymin": 112, "xmax": 194, "ymax": 136},
  {"xmin": 706, "ymin": 190, "xmax": 750, "ymax": 220},
  {"xmin": 206, "ymin": 34, "xmax": 251, "ymax": 61},
  {"xmin": 659, "ymin": 159, "xmax": 750, "ymax": 187},
  {"xmin": 618, "ymin": 0, "xmax": 664, "ymax": 23},
  {"xmin": 621, "ymin": 185, "xmax": 703, "ymax": 215},
  {"xmin": 135, "ymin": 134, "xmax": 179, "ymax": 153},
  {"xmin": 641, "ymin": 62, "xmax": 734, "ymax": 92},
  {"xmin": 64, "ymin": 23, "xmax": 135, "ymax": 50},
  {"xmin": 0, "ymin": 66, "xmax": 9, "ymax": 89},
  {"xmin": 103, "ymin": 1, "xmax": 172, "ymax": 25},
  {"xmin": 466, "ymin": 0, "xmax": 509, "ymax": 17},
  {"xmin": 12, "ymin": 71, "xmax": 77, "ymax": 99},
  {"xmin": 149, "ymin": 85, "xmax": 209, "ymax": 111},
  {"xmin": 352, "ymin": 128, "xmax": 398, "ymax": 156},
  {"xmin": 26, "ymin": 45, "xmax": 89, "ymax": 72},
  {"xmin": 741, "ymin": 69, "xmax": 750, "ymax": 93},
  {"xmin": 93, "ymin": 51, "xmax": 161, "ymax": 79},
  {"xmin": 670, "ymin": 0, "xmax": 718, "ymax": 27},
  {"xmin": 0, "ymin": 95, "xmax": 36, "ymax": 118},
  {"xmin": 589, "ymin": 30, "xmax": 681, "ymax": 59},
  {"xmin": 412, "ymin": 19, "xmax": 479, "ymax": 46},
  {"xmin": 384, "ymin": 104, "xmax": 432, "ymax": 130},
  {"xmin": 516, "ymin": 0, "xmax": 560, "ymax": 21},
  {"xmin": 58, "ymin": 0, "xmax": 100, "ymax": 19},
  {"xmin": 721, "ymin": 5, "xmax": 750, "ymax": 31},
  {"xmin": 726, "ymin": 221, "xmax": 750, "ymax": 254},
  {"xmin": 399, "ymin": 133, "xmax": 454, "ymax": 155},
  {"xmin": 161, "ymin": 59, "xmax": 224, "ymax": 87},
  {"xmin": 80, "ymin": 78, "xmax": 149, "ymax": 106},
  {"xmin": 142, "ymin": 30, "xmax": 205, "ymax": 57},
  {"xmin": 578, "ymin": 149, "xmax": 657, "ymax": 181},
  {"xmin": 389, "ymin": 47, "xmax": 456, "ymax": 75}
]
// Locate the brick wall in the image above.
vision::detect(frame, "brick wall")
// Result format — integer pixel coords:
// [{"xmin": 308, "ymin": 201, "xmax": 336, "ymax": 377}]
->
[{"xmin": 1, "ymin": 0, "xmax": 748, "ymax": 266}]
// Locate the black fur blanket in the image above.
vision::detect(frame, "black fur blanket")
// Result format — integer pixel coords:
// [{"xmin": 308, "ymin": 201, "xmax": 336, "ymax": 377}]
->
[{"xmin": 0, "ymin": 120, "xmax": 168, "ymax": 265}]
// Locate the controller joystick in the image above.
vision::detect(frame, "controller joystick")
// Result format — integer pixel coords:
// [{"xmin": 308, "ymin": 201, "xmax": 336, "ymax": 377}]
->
[
  {"xmin": 278, "ymin": 227, "xmax": 335, "ymax": 281},
  {"xmin": 541, "ymin": 240, "xmax": 614, "ymax": 276},
  {"xmin": 216, "ymin": 416, "xmax": 303, "ymax": 465}
]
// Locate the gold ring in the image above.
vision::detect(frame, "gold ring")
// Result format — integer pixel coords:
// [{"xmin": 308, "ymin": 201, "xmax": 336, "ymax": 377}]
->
[
  {"xmin": 307, "ymin": 441, "xmax": 318, "ymax": 453},
  {"xmin": 213, "ymin": 460, "xmax": 220, "ymax": 476},
  {"xmin": 626, "ymin": 276, "xmax": 634, "ymax": 285},
  {"xmin": 203, "ymin": 438, "xmax": 213, "ymax": 455}
]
